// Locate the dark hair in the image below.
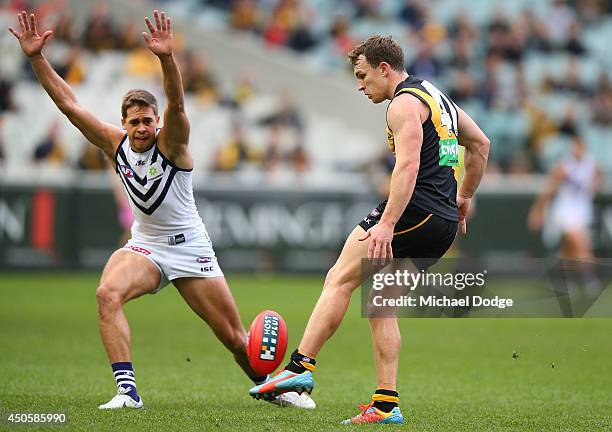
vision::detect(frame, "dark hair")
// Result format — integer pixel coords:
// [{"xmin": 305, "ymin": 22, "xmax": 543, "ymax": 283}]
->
[
  {"xmin": 121, "ymin": 89, "xmax": 158, "ymax": 118},
  {"xmin": 347, "ymin": 35, "xmax": 405, "ymax": 72}
]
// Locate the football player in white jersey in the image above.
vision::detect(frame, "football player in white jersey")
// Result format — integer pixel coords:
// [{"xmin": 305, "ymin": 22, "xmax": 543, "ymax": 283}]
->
[
  {"xmin": 9, "ymin": 10, "xmax": 314, "ymax": 410},
  {"xmin": 528, "ymin": 136, "xmax": 603, "ymax": 288}
]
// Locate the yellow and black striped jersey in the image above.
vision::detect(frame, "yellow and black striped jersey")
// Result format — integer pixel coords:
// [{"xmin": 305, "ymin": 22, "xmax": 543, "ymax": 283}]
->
[{"xmin": 386, "ymin": 76, "xmax": 459, "ymax": 222}]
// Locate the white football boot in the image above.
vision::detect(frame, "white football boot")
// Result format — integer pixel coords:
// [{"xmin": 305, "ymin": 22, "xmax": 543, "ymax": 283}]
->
[
  {"xmin": 98, "ymin": 386, "xmax": 144, "ymax": 410},
  {"xmin": 271, "ymin": 392, "xmax": 316, "ymax": 409}
]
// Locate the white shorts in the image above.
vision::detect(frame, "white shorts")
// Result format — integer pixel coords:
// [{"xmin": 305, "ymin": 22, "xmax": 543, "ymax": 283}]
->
[{"xmin": 122, "ymin": 226, "xmax": 224, "ymax": 293}]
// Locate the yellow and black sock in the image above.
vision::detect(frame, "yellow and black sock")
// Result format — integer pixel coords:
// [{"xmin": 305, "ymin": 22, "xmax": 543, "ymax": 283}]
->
[
  {"xmin": 284, "ymin": 349, "xmax": 316, "ymax": 374},
  {"xmin": 372, "ymin": 389, "xmax": 399, "ymax": 413}
]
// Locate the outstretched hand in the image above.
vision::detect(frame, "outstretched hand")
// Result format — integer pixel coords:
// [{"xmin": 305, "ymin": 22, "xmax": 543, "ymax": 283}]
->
[
  {"xmin": 8, "ymin": 11, "xmax": 53, "ymax": 57},
  {"xmin": 143, "ymin": 10, "xmax": 173, "ymax": 57}
]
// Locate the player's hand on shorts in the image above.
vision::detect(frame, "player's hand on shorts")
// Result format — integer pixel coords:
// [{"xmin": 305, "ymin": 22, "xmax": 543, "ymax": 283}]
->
[
  {"xmin": 143, "ymin": 10, "xmax": 173, "ymax": 57},
  {"xmin": 8, "ymin": 11, "xmax": 53, "ymax": 57},
  {"xmin": 457, "ymin": 194, "xmax": 471, "ymax": 235},
  {"xmin": 359, "ymin": 222, "xmax": 394, "ymax": 262}
]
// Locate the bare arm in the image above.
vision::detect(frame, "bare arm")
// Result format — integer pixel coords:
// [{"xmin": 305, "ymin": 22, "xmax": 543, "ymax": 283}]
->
[
  {"xmin": 527, "ymin": 164, "xmax": 565, "ymax": 231},
  {"xmin": 360, "ymin": 95, "xmax": 424, "ymax": 260},
  {"xmin": 457, "ymin": 107, "xmax": 490, "ymax": 198},
  {"xmin": 456, "ymin": 107, "xmax": 490, "ymax": 234},
  {"xmin": 379, "ymin": 96, "xmax": 423, "ymax": 227},
  {"xmin": 9, "ymin": 12, "xmax": 123, "ymax": 159},
  {"xmin": 142, "ymin": 11, "xmax": 190, "ymax": 165}
]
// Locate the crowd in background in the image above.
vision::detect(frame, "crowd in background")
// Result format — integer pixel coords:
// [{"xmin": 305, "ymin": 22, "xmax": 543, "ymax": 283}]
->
[
  {"xmin": 213, "ymin": 0, "xmax": 612, "ymax": 175},
  {"xmin": 1, "ymin": 0, "xmax": 612, "ymax": 178},
  {"xmin": 0, "ymin": 0, "xmax": 309, "ymax": 176}
]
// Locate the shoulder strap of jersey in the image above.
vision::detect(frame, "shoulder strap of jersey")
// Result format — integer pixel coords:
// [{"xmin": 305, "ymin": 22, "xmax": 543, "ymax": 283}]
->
[{"xmin": 114, "ymin": 133, "xmax": 128, "ymax": 172}]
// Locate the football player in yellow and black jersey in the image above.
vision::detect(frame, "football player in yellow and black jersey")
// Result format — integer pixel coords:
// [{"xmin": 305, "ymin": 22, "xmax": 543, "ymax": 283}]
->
[{"xmin": 250, "ymin": 35, "xmax": 490, "ymax": 424}]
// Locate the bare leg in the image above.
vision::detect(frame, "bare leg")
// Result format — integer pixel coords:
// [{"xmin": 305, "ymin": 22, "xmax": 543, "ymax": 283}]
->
[
  {"xmin": 173, "ymin": 276, "xmax": 260, "ymax": 380},
  {"xmin": 97, "ymin": 250, "xmax": 161, "ymax": 363},
  {"xmin": 369, "ymin": 318, "xmax": 401, "ymax": 391},
  {"xmin": 298, "ymin": 226, "xmax": 369, "ymax": 358}
]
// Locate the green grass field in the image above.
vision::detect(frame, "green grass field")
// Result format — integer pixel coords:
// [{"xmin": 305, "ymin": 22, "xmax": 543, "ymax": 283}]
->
[{"xmin": 0, "ymin": 272, "xmax": 611, "ymax": 431}]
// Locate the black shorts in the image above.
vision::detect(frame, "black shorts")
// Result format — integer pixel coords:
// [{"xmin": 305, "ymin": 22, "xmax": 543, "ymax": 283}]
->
[{"xmin": 359, "ymin": 201, "xmax": 458, "ymax": 270}]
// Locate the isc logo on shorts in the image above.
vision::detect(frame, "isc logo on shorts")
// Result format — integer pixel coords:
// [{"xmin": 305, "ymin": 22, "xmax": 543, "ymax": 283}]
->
[{"xmin": 260, "ymin": 315, "xmax": 279, "ymax": 361}]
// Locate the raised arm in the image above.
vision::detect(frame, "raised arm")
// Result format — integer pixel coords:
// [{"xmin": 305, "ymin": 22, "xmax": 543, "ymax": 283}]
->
[
  {"xmin": 8, "ymin": 11, "xmax": 123, "ymax": 160},
  {"xmin": 456, "ymin": 106, "xmax": 490, "ymax": 234},
  {"xmin": 142, "ymin": 10, "xmax": 190, "ymax": 168}
]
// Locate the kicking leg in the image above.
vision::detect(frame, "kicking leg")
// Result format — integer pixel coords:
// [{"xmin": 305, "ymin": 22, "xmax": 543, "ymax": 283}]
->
[
  {"xmin": 250, "ymin": 226, "xmax": 371, "ymax": 400},
  {"xmin": 298, "ymin": 226, "xmax": 370, "ymax": 358},
  {"xmin": 173, "ymin": 276, "xmax": 259, "ymax": 380}
]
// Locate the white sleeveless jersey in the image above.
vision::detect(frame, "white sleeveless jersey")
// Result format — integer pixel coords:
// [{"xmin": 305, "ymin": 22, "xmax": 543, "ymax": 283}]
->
[
  {"xmin": 557, "ymin": 154, "xmax": 596, "ymax": 210},
  {"xmin": 549, "ymin": 154, "xmax": 597, "ymax": 232},
  {"xmin": 114, "ymin": 134, "xmax": 204, "ymax": 240}
]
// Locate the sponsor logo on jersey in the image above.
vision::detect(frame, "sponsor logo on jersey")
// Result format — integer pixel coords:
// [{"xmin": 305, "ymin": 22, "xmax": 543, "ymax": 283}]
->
[
  {"xmin": 260, "ymin": 314, "xmax": 279, "ymax": 361},
  {"xmin": 120, "ymin": 165, "xmax": 134, "ymax": 177},
  {"xmin": 135, "ymin": 159, "xmax": 146, "ymax": 166},
  {"xmin": 124, "ymin": 245, "xmax": 151, "ymax": 255},
  {"xmin": 196, "ymin": 256, "xmax": 212, "ymax": 264}
]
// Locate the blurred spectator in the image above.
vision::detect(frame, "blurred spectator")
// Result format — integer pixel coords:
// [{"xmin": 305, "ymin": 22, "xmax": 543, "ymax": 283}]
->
[
  {"xmin": 6, "ymin": 0, "xmax": 34, "ymax": 12},
  {"xmin": 258, "ymin": 91, "xmax": 304, "ymax": 132},
  {"xmin": 355, "ymin": 0, "xmax": 384, "ymax": 20},
  {"xmin": 487, "ymin": 11, "xmax": 522, "ymax": 63},
  {"xmin": 446, "ymin": 36, "xmax": 474, "ymax": 71},
  {"xmin": 329, "ymin": 16, "xmax": 357, "ymax": 58},
  {"xmin": 52, "ymin": 11, "xmax": 75, "ymax": 43},
  {"xmin": 0, "ymin": 76, "xmax": 16, "ymax": 113},
  {"xmin": 126, "ymin": 47, "xmax": 160, "ymax": 79},
  {"xmin": 398, "ymin": 0, "xmax": 426, "ymax": 29},
  {"xmin": 550, "ymin": 58, "xmax": 588, "ymax": 96},
  {"xmin": 448, "ymin": 71, "xmax": 476, "ymax": 104},
  {"xmin": 289, "ymin": 143, "xmax": 309, "ymax": 173},
  {"xmin": 0, "ymin": 118, "xmax": 5, "ymax": 162},
  {"xmin": 592, "ymin": 91, "xmax": 612, "ymax": 125},
  {"xmin": 407, "ymin": 39, "xmax": 442, "ymax": 80},
  {"xmin": 478, "ymin": 53, "xmax": 502, "ymax": 108},
  {"xmin": 262, "ymin": 0, "xmax": 301, "ymax": 47},
  {"xmin": 82, "ymin": 4, "xmax": 118, "ymax": 52},
  {"xmin": 287, "ymin": 11, "xmax": 318, "ymax": 52},
  {"xmin": 213, "ymin": 123, "xmax": 255, "ymax": 171},
  {"xmin": 546, "ymin": 0, "xmax": 577, "ymax": 43},
  {"xmin": 116, "ymin": 21, "xmax": 142, "ymax": 51},
  {"xmin": 520, "ymin": 10, "xmax": 553, "ymax": 52},
  {"xmin": 525, "ymin": 103, "xmax": 558, "ymax": 172},
  {"xmin": 447, "ymin": 11, "xmax": 478, "ymax": 41},
  {"xmin": 558, "ymin": 107, "xmax": 579, "ymax": 136},
  {"xmin": 263, "ymin": 123, "xmax": 284, "ymax": 173},
  {"xmin": 32, "ymin": 121, "xmax": 66, "ymax": 165},
  {"xmin": 564, "ymin": 22, "xmax": 587, "ymax": 55},
  {"xmin": 78, "ymin": 144, "xmax": 106, "ymax": 171},
  {"xmin": 230, "ymin": 0, "xmax": 260, "ymax": 32},
  {"xmin": 220, "ymin": 72, "xmax": 258, "ymax": 110},
  {"xmin": 55, "ymin": 46, "xmax": 86, "ymax": 85},
  {"xmin": 183, "ymin": 52, "xmax": 219, "ymax": 102}
]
